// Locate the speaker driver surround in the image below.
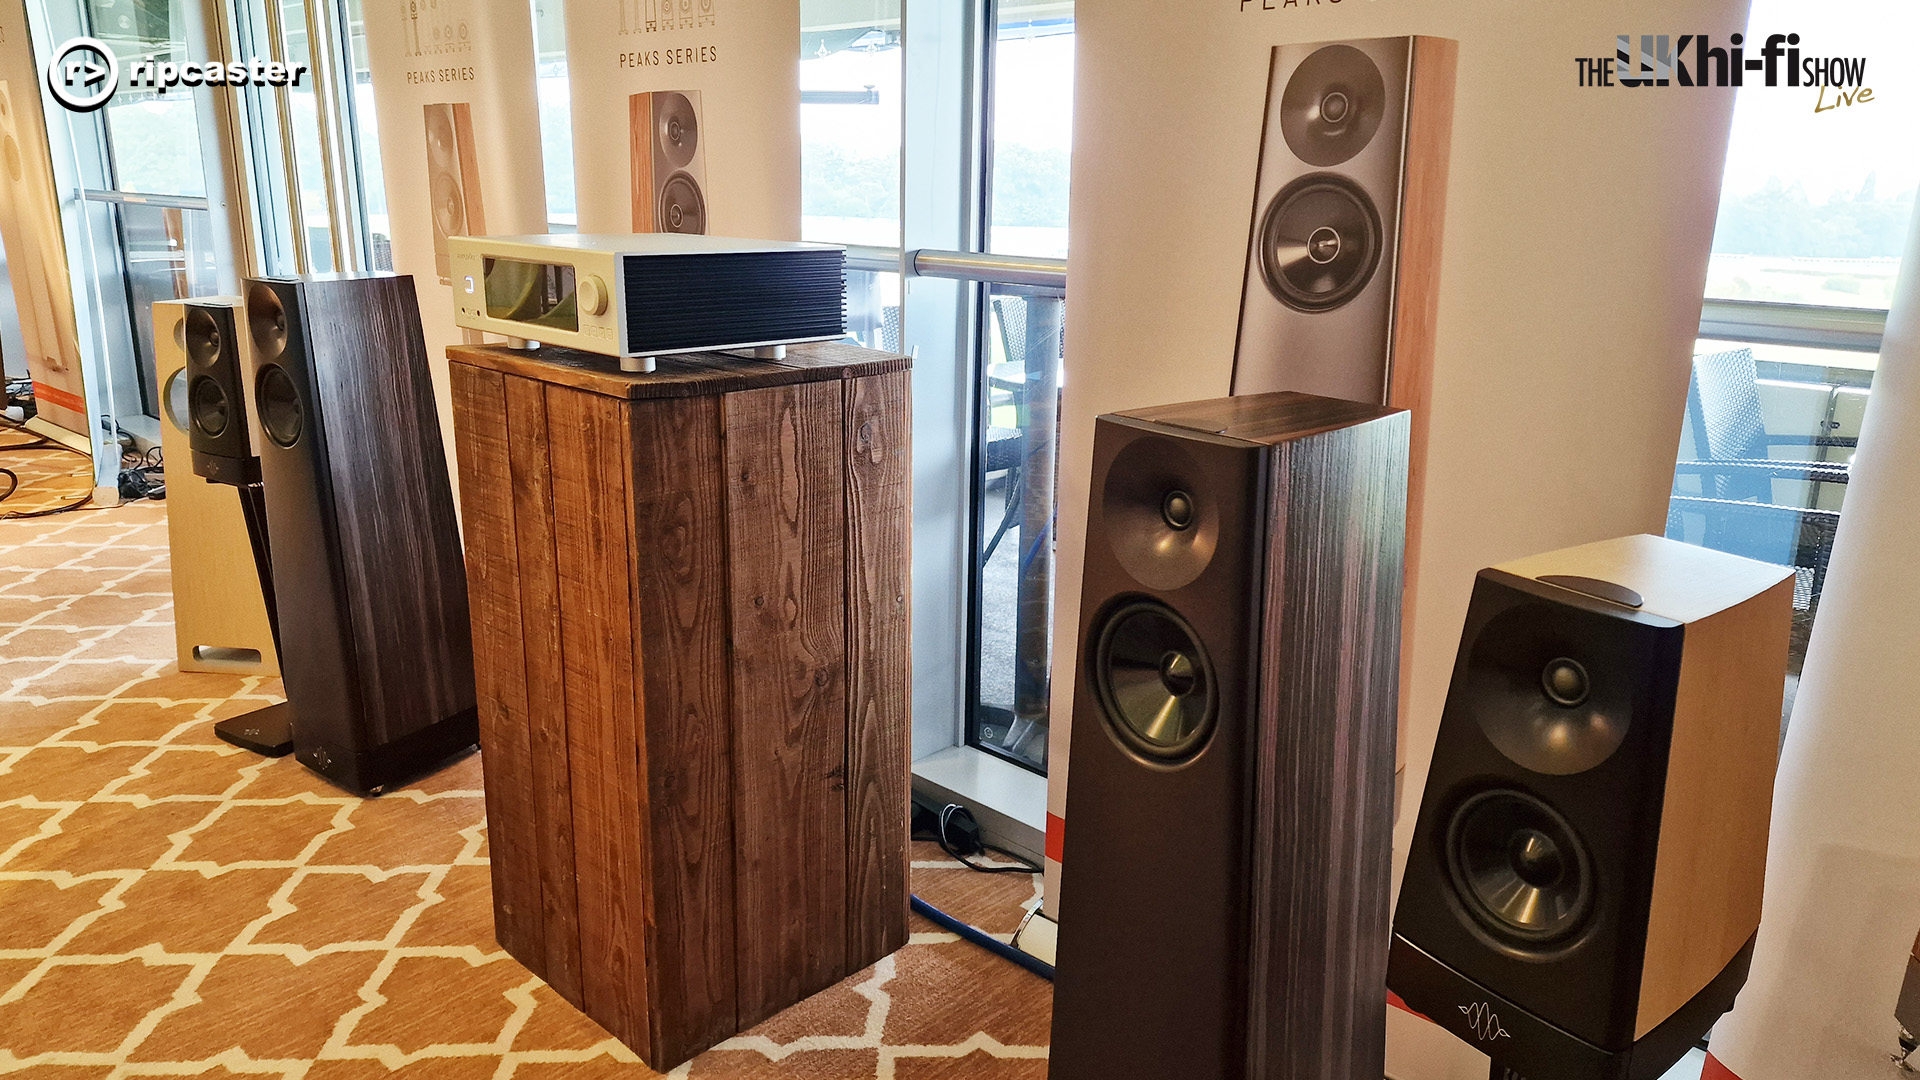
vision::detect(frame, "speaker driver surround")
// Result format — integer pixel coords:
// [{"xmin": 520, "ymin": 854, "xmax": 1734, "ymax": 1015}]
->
[
  {"xmin": 1092, "ymin": 599, "xmax": 1217, "ymax": 763},
  {"xmin": 1278, "ymin": 43, "xmax": 1387, "ymax": 167},
  {"xmin": 1259, "ymin": 174, "xmax": 1382, "ymax": 313},
  {"xmin": 256, "ymin": 364, "xmax": 304, "ymax": 449},
  {"xmin": 1447, "ymin": 789, "xmax": 1594, "ymax": 946}
]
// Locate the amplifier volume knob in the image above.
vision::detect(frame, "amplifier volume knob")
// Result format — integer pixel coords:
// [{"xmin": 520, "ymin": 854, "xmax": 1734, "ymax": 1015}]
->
[{"xmin": 579, "ymin": 275, "xmax": 609, "ymax": 316}]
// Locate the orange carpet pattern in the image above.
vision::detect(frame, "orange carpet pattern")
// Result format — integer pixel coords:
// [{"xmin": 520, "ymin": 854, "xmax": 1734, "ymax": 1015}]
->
[{"xmin": 0, "ymin": 500, "xmax": 1052, "ymax": 1078}]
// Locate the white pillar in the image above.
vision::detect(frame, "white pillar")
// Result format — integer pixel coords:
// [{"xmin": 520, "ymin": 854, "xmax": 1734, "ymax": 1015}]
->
[{"xmin": 1705, "ymin": 205, "xmax": 1920, "ymax": 1078}]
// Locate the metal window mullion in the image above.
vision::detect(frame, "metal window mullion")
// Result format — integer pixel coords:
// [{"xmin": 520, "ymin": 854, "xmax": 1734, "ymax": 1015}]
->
[
  {"xmin": 303, "ymin": 0, "xmax": 362, "ymax": 271},
  {"xmin": 261, "ymin": 0, "xmax": 312, "ymax": 272}
]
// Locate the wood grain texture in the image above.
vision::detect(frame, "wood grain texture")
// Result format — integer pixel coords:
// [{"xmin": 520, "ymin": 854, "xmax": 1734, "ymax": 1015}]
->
[
  {"xmin": 629, "ymin": 93, "xmax": 656, "ymax": 232},
  {"xmin": 503, "ymin": 376, "xmax": 583, "ymax": 1006},
  {"xmin": 842, "ymin": 371, "xmax": 913, "ymax": 965},
  {"xmin": 724, "ymin": 380, "xmax": 852, "ymax": 1027},
  {"xmin": 302, "ymin": 274, "xmax": 476, "ymax": 746},
  {"xmin": 449, "ymin": 364, "xmax": 545, "ymax": 973},
  {"xmin": 1636, "ymin": 574, "xmax": 1791, "ymax": 1038},
  {"xmin": 1386, "ymin": 36, "xmax": 1458, "ymax": 769},
  {"xmin": 545, "ymin": 384, "xmax": 652, "ymax": 1052},
  {"xmin": 629, "ymin": 394, "xmax": 739, "ymax": 1058},
  {"xmin": 1121, "ymin": 392, "xmax": 1399, "ymax": 446},
  {"xmin": 453, "ymin": 103, "xmax": 486, "ymax": 236},
  {"xmin": 446, "ymin": 340, "xmax": 909, "ymax": 402},
  {"xmin": 1246, "ymin": 410, "xmax": 1409, "ymax": 1080}
]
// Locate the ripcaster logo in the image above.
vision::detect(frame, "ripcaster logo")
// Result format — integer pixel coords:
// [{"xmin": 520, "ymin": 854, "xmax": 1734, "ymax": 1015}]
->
[{"xmin": 1459, "ymin": 1001, "xmax": 1513, "ymax": 1043}]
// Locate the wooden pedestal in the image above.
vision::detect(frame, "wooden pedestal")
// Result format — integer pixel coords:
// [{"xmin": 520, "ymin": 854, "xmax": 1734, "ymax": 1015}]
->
[{"xmin": 447, "ymin": 341, "xmax": 913, "ymax": 1068}]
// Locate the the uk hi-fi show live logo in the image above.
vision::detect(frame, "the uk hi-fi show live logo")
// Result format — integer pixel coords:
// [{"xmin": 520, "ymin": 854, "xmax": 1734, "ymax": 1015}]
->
[
  {"xmin": 1578, "ymin": 34, "xmax": 1869, "ymax": 99},
  {"xmin": 45, "ymin": 36, "xmax": 306, "ymax": 112}
]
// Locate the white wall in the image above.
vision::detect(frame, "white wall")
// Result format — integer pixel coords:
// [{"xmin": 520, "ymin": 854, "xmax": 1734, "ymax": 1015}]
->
[{"xmin": 1049, "ymin": 3, "xmax": 1749, "ymax": 1074}]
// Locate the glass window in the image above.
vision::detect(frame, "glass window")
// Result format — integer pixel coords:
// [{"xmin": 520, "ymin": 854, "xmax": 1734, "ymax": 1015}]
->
[
  {"xmin": 1705, "ymin": 0, "xmax": 1919, "ymax": 307},
  {"xmin": 92, "ymin": 0, "xmax": 208, "ymax": 197},
  {"xmin": 799, "ymin": 0, "xmax": 901, "ymax": 247},
  {"xmin": 278, "ymin": 0, "xmax": 337, "ymax": 271},
  {"xmin": 1665, "ymin": 339, "xmax": 1870, "ymax": 718},
  {"xmin": 967, "ymin": 284, "xmax": 1062, "ymax": 772},
  {"xmin": 345, "ymin": 0, "xmax": 391, "ymax": 267},
  {"xmin": 987, "ymin": 2, "xmax": 1071, "ymax": 258},
  {"xmin": 534, "ymin": 0, "xmax": 574, "ymax": 232}
]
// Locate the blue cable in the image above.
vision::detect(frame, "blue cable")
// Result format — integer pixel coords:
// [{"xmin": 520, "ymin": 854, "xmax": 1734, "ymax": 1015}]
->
[{"xmin": 910, "ymin": 894, "xmax": 1055, "ymax": 982}]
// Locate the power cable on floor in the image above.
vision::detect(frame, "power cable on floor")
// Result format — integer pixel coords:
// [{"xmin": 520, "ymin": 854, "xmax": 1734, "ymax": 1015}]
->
[{"xmin": 910, "ymin": 895, "xmax": 1054, "ymax": 981}]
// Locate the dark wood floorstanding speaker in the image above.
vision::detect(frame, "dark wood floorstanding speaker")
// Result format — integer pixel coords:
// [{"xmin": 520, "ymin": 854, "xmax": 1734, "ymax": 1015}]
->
[
  {"xmin": 1049, "ymin": 392, "xmax": 1410, "ymax": 1080},
  {"xmin": 1389, "ymin": 535, "xmax": 1794, "ymax": 1080},
  {"xmin": 242, "ymin": 273, "xmax": 478, "ymax": 794}
]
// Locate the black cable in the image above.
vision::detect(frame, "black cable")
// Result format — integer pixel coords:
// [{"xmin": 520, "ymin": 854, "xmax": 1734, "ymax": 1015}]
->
[
  {"xmin": 915, "ymin": 803, "xmax": 1042, "ymax": 875},
  {"xmin": 0, "ymin": 414, "xmax": 98, "ymax": 518},
  {"xmin": 911, "ymin": 895, "xmax": 1054, "ymax": 981}
]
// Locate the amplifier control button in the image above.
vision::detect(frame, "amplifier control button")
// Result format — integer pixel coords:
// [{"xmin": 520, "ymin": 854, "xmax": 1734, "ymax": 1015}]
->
[{"xmin": 579, "ymin": 275, "xmax": 609, "ymax": 316}]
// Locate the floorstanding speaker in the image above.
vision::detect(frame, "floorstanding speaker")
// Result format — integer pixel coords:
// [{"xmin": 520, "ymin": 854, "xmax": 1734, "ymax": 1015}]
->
[
  {"xmin": 1050, "ymin": 392, "xmax": 1410, "ymax": 1080},
  {"xmin": 630, "ymin": 89, "xmax": 707, "ymax": 234},
  {"xmin": 151, "ymin": 298, "xmax": 278, "ymax": 675},
  {"xmin": 242, "ymin": 272, "xmax": 478, "ymax": 793},
  {"xmin": 1389, "ymin": 534, "xmax": 1794, "ymax": 1080},
  {"xmin": 425, "ymin": 102, "xmax": 485, "ymax": 284}
]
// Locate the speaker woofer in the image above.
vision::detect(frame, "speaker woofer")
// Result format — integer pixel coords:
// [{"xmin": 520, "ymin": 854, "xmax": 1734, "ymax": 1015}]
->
[
  {"xmin": 1259, "ymin": 174, "xmax": 1382, "ymax": 313},
  {"xmin": 433, "ymin": 173, "xmax": 468, "ymax": 239},
  {"xmin": 188, "ymin": 375, "xmax": 231, "ymax": 438},
  {"xmin": 1279, "ymin": 43, "xmax": 1387, "ymax": 167},
  {"xmin": 658, "ymin": 172, "xmax": 707, "ymax": 234},
  {"xmin": 1446, "ymin": 789, "xmax": 1594, "ymax": 946},
  {"xmin": 656, "ymin": 91, "xmax": 699, "ymax": 169},
  {"xmin": 247, "ymin": 284, "xmax": 289, "ymax": 363},
  {"xmin": 256, "ymin": 363, "xmax": 304, "ymax": 449},
  {"xmin": 1092, "ymin": 600, "xmax": 1217, "ymax": 763}
]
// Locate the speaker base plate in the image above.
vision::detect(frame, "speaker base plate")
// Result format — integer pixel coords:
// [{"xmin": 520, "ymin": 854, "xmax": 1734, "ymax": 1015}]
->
[
  {"xmin": 1388, "ymin": 932, "xmax": 1755, "ymax": 1080},
  {"xmin": 214, "ymin": 700, "xmax": 296, "ymax": 757}
]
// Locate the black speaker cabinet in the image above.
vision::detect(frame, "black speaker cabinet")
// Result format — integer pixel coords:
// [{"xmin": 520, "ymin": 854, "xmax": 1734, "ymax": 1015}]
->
[
  {"xmin": 1390, "ymin": 535, "xmax": 1794, "ymax": 1080},
  {"xmin": 181, "ymin": 301, "xmax": 260, "ymax": 486},
  {"xmin": 243, "ymin": 273, "xmax": 478, "ymax": 794},
  {"xmin": 1050, "ymin": 392, "xmax": 1410, "ymax": 1080}
]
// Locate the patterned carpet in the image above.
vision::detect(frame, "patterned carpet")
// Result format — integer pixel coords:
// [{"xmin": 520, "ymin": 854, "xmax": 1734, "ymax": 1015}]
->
[{"xmin": 0, "ymin": 500, "xmax": 1052, "ymax": 1078}]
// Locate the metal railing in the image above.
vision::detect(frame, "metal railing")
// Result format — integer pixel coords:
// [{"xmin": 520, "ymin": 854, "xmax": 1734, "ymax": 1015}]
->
[
  {"xmin": 846, "ymin": 244, "xmax": 1067, "ymax": 292},
  {"xmin": 1699, "ymin": 298, "xmax": 1886, "ymax": 353}
]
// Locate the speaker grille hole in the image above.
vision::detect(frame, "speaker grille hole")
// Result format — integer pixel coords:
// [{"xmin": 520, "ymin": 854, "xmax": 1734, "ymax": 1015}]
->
[
  {"xmin": 1092, "ymin": 600, "xmax": 1216, "ymax": 764},
  {"xmin": 256, "ymin": 364, "xmax": 304, "ymax": 449},
  {"xmin": 1446, "ymin": 789, "xmax": 1593, "ymax": 946}
]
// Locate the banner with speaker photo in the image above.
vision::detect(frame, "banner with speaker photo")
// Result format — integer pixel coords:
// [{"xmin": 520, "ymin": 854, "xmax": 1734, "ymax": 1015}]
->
[
  {"xmin": 1048, "ymin": 3, "xmax": 1751, "ymax": 1078},
  {"xmin": 562, "ymin": 0, "xmax": 801, "ymax": 238},
  {"xmin": 360, "ymin": 0, "xmax": 549, "ymax": 489}
]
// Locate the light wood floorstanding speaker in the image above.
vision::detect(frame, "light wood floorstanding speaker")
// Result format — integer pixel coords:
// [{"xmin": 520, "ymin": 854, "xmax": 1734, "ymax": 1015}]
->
[
  {"xmin": 1389, "ymin": 535, "xmax": 1793, "ymax": 1080},
  {"xmin": 150, "ymin": 298, "xmax": 278, "ymax": 676},
  {"xmin": 1050, "ymin": 392, "xmax": 1409, "ymax": 1080}
]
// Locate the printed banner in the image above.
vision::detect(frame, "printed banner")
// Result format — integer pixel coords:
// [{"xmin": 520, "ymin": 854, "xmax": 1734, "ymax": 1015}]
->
[
  {"xmin": 1703, "ymin": 197, "xmax": 1920, "ymax": 1080},
  {"xmin": 0, "ymin": 11, "xmax": 89, "ymax": 438},
  {"xmin": 564, "ymin": 0, "xmax": 800, "ymax": 239},
  {"xmin": 361, "ymin": 0, "xmax": 548, "ymax": 487},
  {"xmin": 1048, "ymin": 4, "xmax": 1748, "ymax": 1078}
]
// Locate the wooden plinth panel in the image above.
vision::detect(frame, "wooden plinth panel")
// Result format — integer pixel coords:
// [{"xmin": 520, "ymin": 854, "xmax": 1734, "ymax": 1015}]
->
[{"xmin": 451, "ymin": 360, "xmax": 912, "ymax": 1068}]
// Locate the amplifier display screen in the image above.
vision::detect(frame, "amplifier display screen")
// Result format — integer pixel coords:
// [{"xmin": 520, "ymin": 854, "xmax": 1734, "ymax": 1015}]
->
[{"xmin": 483, "ymin": 258, "xmax": 579, "ymax": 332}]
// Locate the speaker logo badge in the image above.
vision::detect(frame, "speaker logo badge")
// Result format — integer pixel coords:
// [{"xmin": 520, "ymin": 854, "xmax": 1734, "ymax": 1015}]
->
[{"xmin": 1459, "ymin": 1002, "xmax": 1513, "ymax": 1043}]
